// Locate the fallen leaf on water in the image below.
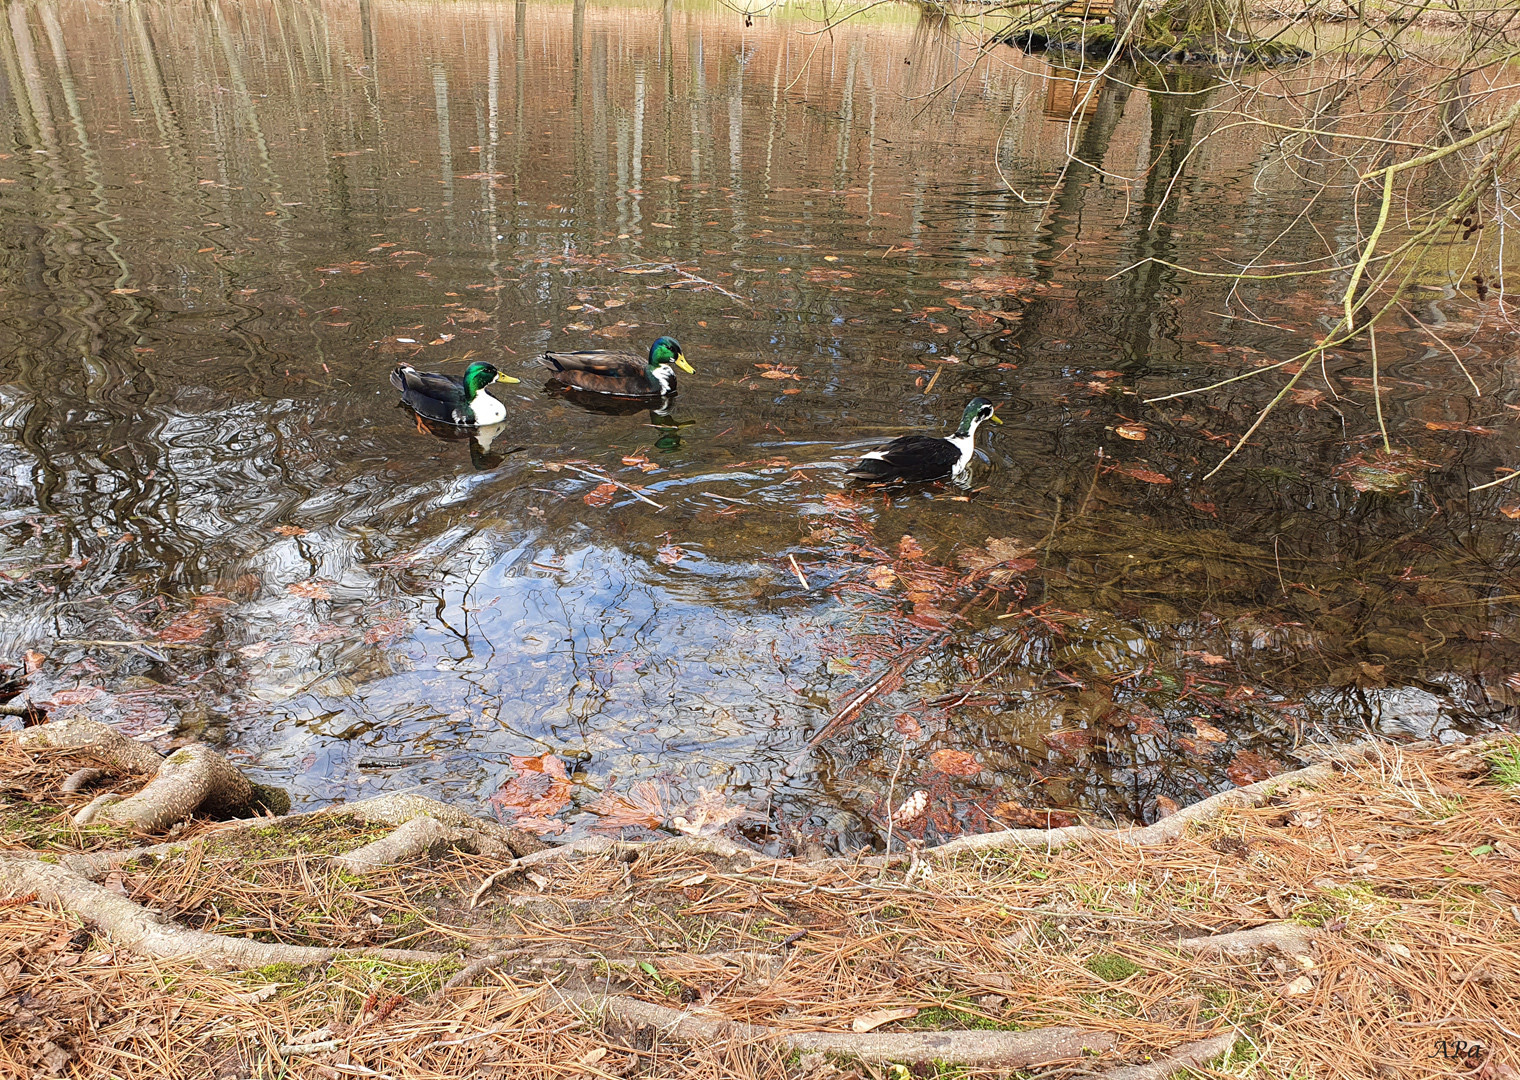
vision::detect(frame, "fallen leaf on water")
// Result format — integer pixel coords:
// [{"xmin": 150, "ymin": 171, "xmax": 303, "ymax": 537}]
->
[
  {"xmin": 23, "ymin": 650, "xmax": 46, "ymax": 673},
  {"xmin": 894, "ymin": 713, "xmax": 924, "ymax": 739},
  {"xmin": 827, "ymin": 656, "xmax": 860, "ymax": 676},
  {"xmin": 897, "ymin": 535, "xmax": 926, "ymax": 560},
  {"xmin": 1092, "ymin": 369, "xmax": 1124, "ymax": 378},
  {"xmin": 656, "ymin": 543, "xmax": 685, "ymax": 566},
  {"xmin": 1290, "ymin": 388, "xmax": 1326, "ymax": 409},
  {"xmin": 1500, "ymin": 505, "xmax": 1520, "ymax": 520},
  {"xmin": 286, "ymin": 581, "xmax": 333, "ymax": 600},
  {"xmin": 364, "ymin": 616, "xmax": 414, "ymax": 645},
  {"xmin": 428, "ymin": 334, "xmax": 455, "ymax": 345},
  {"xmin": 1226, "ymin": 750, "xmax": 1283, "ymax": 786},
  {"xmin": 1113, "ymin": 464, "xmax": 1172, "ymax": 485},
  {"xmin": 852, "ymin": 1007, "xmax": 919, "ymax": 1033},
  {"xmin": 1331, "ymin": 450, "xmax": 1434, "ymax": 495},
  {"xmin": 273, "ymin": 525, "xmax": 308, "ymax": 537},
  {"xmin": 928, "ymin": 748, "xmax": 981, "ymax": 777},
  {"xmin": 583, "ymin": 483, "xmax": 618, "ymax": 507},
  {"xmin": 1192, "ymin": 719, "xmax": 1228, "ymax": 744},
  {"xmin": 586, "ymin": 781, "xmax": 669, "ymax": 830},
  {"xmin": 1155, "ymin": 795, "xmax": 1180, "ymax": 819},
  {"xmin": 670, "ymin": 788, "xmax": 761, "ymax": 836},
  {"xmin": 867, "ymin": 565, "xmax": 897, "ymax": 589},
  {"xmin": 1115, "ymin": 423, "xmax": 1148, "ymax": 441},
  {"xmin": 158, "ymin": 611, "xmax": 211, "ymax": 644},
  {"xmin": 621, "ymin": 453, "xmax": 659, "ymax": 473},
  {"xmin": 1045, "ymin": 729, "xmax": 1094, "ymax": 756},
  {"xmin": 489, "ymin": 753, "xmax": 574, "ymax": 821},
  {"xmin": 959, "ymin": 537, "xmax": 1037, "ymax": 585}
]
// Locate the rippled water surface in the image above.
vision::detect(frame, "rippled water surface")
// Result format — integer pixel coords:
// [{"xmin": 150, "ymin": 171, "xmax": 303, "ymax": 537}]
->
[{"xmin": 2, "ymin": 0, "xmax": 1518, "ymax": 848}]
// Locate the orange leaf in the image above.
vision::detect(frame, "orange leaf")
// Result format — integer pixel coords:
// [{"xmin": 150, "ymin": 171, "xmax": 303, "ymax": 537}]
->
[
  {"xmin": 583, "ymin": 483, "xmax": 618, "ymax": 507},
  {"xmin": 928, "ymin": 748, "xmax": 981, "ymax": 776},
  {"xmin": 286, "ymin": 581, "xmax": 333, "ymax": 600},
  {"xmin": 1115, "ymin": 423, "xmax": 1148, "ymax": 441},
  {"xmin": 1114, "ymin": 464, "xmax": 1172, "ymax": 485},
  {"xmin": 158, "ymin": 611, "xmax": 211, "ymax": 644},
  {"xmin": 1225, "ymin": 750, "xmax": 1282, "ymax": 786}
]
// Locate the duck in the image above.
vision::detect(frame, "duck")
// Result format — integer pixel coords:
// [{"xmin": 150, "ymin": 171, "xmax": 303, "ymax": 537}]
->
[
  {"xmin": 845, "ymin": 397, "xmax": 1002, "ymax": 482},
  {"xmin": 391, "ymin": 360, "xmax": 519, "ymax": 426},
  {"xmin": 542, "ymin": 336, "xmax": 693, "ymax": 398}
]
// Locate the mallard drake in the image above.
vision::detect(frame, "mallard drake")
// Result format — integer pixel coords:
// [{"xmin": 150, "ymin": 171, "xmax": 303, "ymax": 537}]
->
[
  {"xmin": 391, "ymin": 361, "xmax": 519, "ymax": 426},
  {"xmin": 542, "ymin": 336, "xmax": 693, "ymax": 398},
  {"xmin": 846, "ymin": 397, "xmax": 1002, "ymax": 482}
]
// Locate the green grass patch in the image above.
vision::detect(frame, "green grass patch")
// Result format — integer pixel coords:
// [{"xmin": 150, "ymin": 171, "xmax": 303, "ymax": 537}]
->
[
  {"xmin": 1484, "ymin": 740, "xmax": 1520, "ymax": 788},
  {"xmin": 1084, "ymin": 952, "xmax": 1142, "ymax": 982}
]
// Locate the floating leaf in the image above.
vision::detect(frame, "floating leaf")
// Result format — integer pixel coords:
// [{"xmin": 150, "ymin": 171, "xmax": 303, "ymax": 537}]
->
[
  {"xmin": 1114, "ymin": 423, "xmax": 1148, "ymax": 441},
  {"xmin": 583, "ymin": 483, "xmax": 618, "ymax": 507},
  {"xmin": 959, "ymin": 538, "xmax": 1037, "ymax": 585},
  {"xmin": 621, "ymin": 453, "xmax": 659, "ymax": 473},
  {"xmin": 1225, "ymin": 750, "xmax": 1282, "ymax": 786},
  {"xmin": 158, "ymin": 611, "xmax": 211, "ymax": 644},
  {"xmin": 52, "ymin": 688, "xmax": 103, "ymax": 706},
  {"xmin": 490, "ymin": 753, "xmax": 574, "ymax": 821},
  {"xmin": 1155, "ymin": 795, "xmax": 1180, "ymax": 819},
  {"xmin": 894, "ymin": 713, "xmax": 924, "ymax": 739},
  {"xmin": 1192, "ymin": 719, "xmax": 1228, "ymax": 744},
  {"xmin": 1331, "ymin": 450, "xmax": 1434, "ymax": 494},
  {"xmin": 897, "ymin": 535, "xmax": 925, "ymax": 561},
  {"xmin": 656, "ymin": 543, "xmax": 685, "ymax": 566},
  {"xmin": 928, "ymin": 748, "xmax": 981, "ymax": 777},
  {"xmin": 22, "ymin": 650, "xmax": 45, "ymax": 674},
  {"xmin": 1045, "ymin": 729, "xmax": 1094, "ymax": 756},
  {"xmin": 286, "ymin": 581, "xmax": 333, "ymax": 600},
  {"xmin": 585, "ymin": 781, "xmax": 668, "ymax": 829},
  {"xmin": 867, "ymin": 565, "xmax": 898, "ymax": 589},
  {"xmin": 1113, "ymin": 464, "xmax": 1172, "ymax": 485},
  {"xmin": 995, "ymin": 803, "xmax": 1080, "ymax": 828},
  {"xmin": 363, "ymin": 616, "xmax": 414, "ymax": 645},
  {"xmin": 670, "ymin": 788, "xmax": 761, "ymax": 836},
  {"xmin": 273, "ymin": 525, "xmax": 308, "ymax": 537}
]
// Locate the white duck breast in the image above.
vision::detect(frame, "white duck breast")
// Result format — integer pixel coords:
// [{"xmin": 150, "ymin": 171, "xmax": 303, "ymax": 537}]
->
[{"xmin": 470, "ymin": 392, "xmax": 507, "ymax": 425}]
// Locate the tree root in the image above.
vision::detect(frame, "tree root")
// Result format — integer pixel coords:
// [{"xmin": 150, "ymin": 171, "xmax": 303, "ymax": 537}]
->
[
  {"xmin": 18, "ymin": 715, "xmax": 164, "ymax": 774},
  {"xmin": 924, "ymin": 761, "xmax": 1344, "ymax": 860},
  {"xmin": 332, "ymin": 815, "xmax": 461, "ymax": 874},
  {"xmin": 1098, "ymin": 1032, "xmax": 1239, "ymax": 1079},
  {"xmin": 0, "ymin": 854, "xmax": 449, "ymax": 970},
  {"xmin": 61, "ymin": 767, "xmax": 107, "ymax": 794},
  {"xmin": 102, "ymin": 744, "xmax": 254, "ymax": 831},
  {"xmin": 470, "ymin": 834, "xmax": 758, "ymax": 907},
  {"xmin": 555, "ymin": 988, "xmax": 1116, "ymax": 1068},
  {"xmin": 1175, "ymin": 922, "xmax": 1317, "ymax": 961},
  {"xmin": 73, "ymin": 792, "xmax": 124, "ymax": 826},
  {"xmin": 337, "ymin": 792, "xmax": 544, "ymax": 860}
]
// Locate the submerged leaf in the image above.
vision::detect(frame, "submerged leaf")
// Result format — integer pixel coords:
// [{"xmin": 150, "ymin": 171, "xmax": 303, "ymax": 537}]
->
[
  {"xmin": 1225, "ymin": 750, "xmax": 1282, "ymax": 786},
  {"xmin": 585, "ymin": 781, "xmax": 668, "ymax": 829},
  {"xmin": 928, "ymin": 748, "xmax": 981, "ymax": 777},
  {"xmin": 286, "ymin": 581, "xmax": 333, "ymax": 600},
  {"xmin": 1045, "ymin": 729, "xmax": 1095, "ymax": 756},
  {"xmin": 583, "ymin": 482, "xmax": 618, "ymax": 507}
]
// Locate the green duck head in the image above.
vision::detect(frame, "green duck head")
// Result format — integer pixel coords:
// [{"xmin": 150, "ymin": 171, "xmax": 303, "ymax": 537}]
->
[
  {"xmin": 647, "ymin": 336, "xmax": 694, "ymax": 376},
  {"xmin": 463, "ymin": 361, "xmax": 520, "ymax": 398},
  {"xmin": 956, "ymin": 397, "xmax": 1002, "ymax": 437}
]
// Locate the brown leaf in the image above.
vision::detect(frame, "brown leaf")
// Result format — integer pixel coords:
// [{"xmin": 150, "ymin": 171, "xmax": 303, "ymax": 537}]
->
[
  {"xmin": 1225, "ymin": 750, "xmax": 1282, "ymax": 786},
  {"xmin": 286, "ymin": 581, "xmax": 333, "ymax": 600},
  {"xmin": 894, "ymin": 713, "xmax": 924, "ymax": 739},
  {"xmin": 52, "ymin": 688, "xmax": 103, "ymax": 706},
  {"xmin": 23, "ymin": 650, "xmax": 46, "ymax": 674},
  {"xmin": 867, "ymin": 565, "xmax": 898, "ymax": 589},
  {"xmin": 996, "ymin": 803, "xmax": 1079, "ymax": 828},
  {"xmin": 364, "ymin": 616, "xmax": 414, "ymax": 645},
  {"xmin": 583, "ymin": 483, "xmax": 618, "ymax": 507},
  {"xmin": 1044, "ymin": 729, "xmax": 1094, "ymax": 756},
  {"xmin": 1114, "ymin": 423, "xmax": 1148, "ymax": 441},
  {"xmin": 585, "ymin": 781, "xmax": 668, "ymax": 829},
  {"xmin": 897, "ymin": 535, "xmax": 925, "ymax": 561},
  {"xmin": 656, "ymin": 544, "xmax": 685, "ymax": 566},
  {"xmin": 1192, "ymin": 720, "xmax": 1228, "ymax": 744},
  {"xmin": 928, "ymin": 748, "xmax": 982, "ymax": 776},
  {"xmin": 490, "ymin": 754, "xmax": 574, "ymax": 820},
  {"xmin": 670, "ymin": 788, "xmax": 760, "ymax": 836},
  {"xmin": 1425, "ymin": 420, "xmax": 1495, "ymax": 435},
  {"xmin": 851, "ymin": 1007, "xmax": 918, "ymax": 1033},
  {"xmin": 1155, "ymin": 795, "xmax": 1180, "ymax": 819},
  {"xmin": 1113, "ymin": 464, "xmax": 1172, "ymax": 485},
  {"xmin": 273, "ymin": 525, "xmax": 308, "ymax": 537},
  {"xmin": 158, "ymin": 611, "xmax": 211, "ymax": 644}
]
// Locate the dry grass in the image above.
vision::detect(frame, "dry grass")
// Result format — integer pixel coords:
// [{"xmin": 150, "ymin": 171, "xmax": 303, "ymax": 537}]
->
[{"xmin": 2, "ymin": 737, "xmax": 1518, "ymax": 1078}]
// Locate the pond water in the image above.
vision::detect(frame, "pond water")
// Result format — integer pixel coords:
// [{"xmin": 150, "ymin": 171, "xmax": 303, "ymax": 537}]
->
[{"xmin": 1, "ymin": 0, "xmax": 1517, "ymax": 850}]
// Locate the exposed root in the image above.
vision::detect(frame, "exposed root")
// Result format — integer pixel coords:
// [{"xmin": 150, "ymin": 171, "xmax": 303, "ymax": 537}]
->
[
  {"xmin": 331, "ymin": 815, "xmax": 461, "ymax": 873},
  {"xmin": 925, "ymin": 762, "xmax": 1340, "ymax": 859},
  {"xmin": 471, "ymin": 833, "xmax": 759, "ymax": 906},
  {"xmin": 1099, "ymin": 1031, "xmax": 1240, "ymax": 1078},
  {"xmin": 1175, "ymin": 922, "xmax": 1318, "ymax": 960},
  {"xmin": 100, "ymin": 743, "xmax": 254, "ymax": 831},
  {"xmin": 339, "ymin": 792, "xmax": 544, "ymax": 860},
  {"xmin": 60, "ymin": 767, "xmax": 107, "ymax": 794},
  {"xmin": 72, "ymin": 792, "xmax": 123, "ymax": 826},
  {"xmin": 0, "ymin": 854, "xmax": 449, "ymax": 970},
  {"xmin": 17, "ymin": 715, "xmax": 164, "ymax": 774},
  {"xmin": 556, "ymin": 988, "xmax": 1116, "ymax": 1067}
]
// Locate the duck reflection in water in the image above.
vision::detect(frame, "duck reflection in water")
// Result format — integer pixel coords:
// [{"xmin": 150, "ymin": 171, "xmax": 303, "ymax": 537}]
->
[
  {"xmin": 409, "ymin": 413, "xmax": 523, "ymax": 471},
  {"xmin": 547, "ymin": 385, "xmax": 695, "ymax": 451}
]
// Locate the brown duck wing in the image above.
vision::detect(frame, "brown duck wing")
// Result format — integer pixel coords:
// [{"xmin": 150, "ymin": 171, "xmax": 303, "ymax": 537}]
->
[{"xmin": 542, "ymin": 350, "xmax": 644, "ymax": 377}]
